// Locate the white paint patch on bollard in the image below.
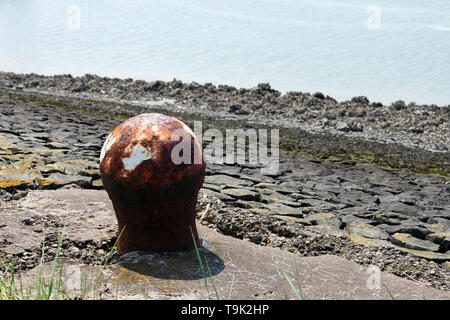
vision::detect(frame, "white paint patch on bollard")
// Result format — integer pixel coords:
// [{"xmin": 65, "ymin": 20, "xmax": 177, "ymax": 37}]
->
[{"xmin": 122, "ymin": 144, "xmax": 158, "ymax": 171}]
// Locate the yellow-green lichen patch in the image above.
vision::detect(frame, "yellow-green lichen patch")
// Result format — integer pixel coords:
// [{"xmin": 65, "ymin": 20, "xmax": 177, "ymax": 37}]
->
[
  {"xmin": 347, "ymin": 234, "xmax": 393, "ymax": 248},
  {"xmin": 425, "ymin": 231, "xmax": 450, "ymax": 247},
  {"xmin": 91, "ymin": 179, "xmax": 104, "ymax": 189},
  {"xmin": 0, "ymin": 157, "xmax": 39, "ymax": 173},
  {"xmin": 0, "ymin": 178, "xmax": 33, "ymax": 189},
  {"xmin": 390, "ymin": 233, "xmax": 440, "ymax": 252},
  {"xmin": 45, "ymin": 160, "xmax": 99, "ymax": 176},
  {"xmin": 0, "ymin": 154, "xmax": 27, "ymax": 164},
  {"xmin": 345, "ymin": 220, "xmax": 389, "ymax": 240},
  {"xmin": 424, "ymin": 224, "xmax": 449, "ymax": 233},
  {"xmin": 78, "ymin": 169, "xmax": 100, "ymax": 178},
  {"xmin": 0, "ymin": 170, "xmax": 42, "ymax": 190},
  {"xmin": 396, "ymin": 248, "xmax": 450, "ymax": 262}
]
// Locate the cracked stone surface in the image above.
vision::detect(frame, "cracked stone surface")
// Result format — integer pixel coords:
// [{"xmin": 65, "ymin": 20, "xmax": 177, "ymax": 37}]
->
[
  {"xmin": 11, "ymin": 189, "xmax": 450, "ymax": 300},
  {"xmin": 0, "ymin": 93, "xmax": 449, "ymax": 258},
  {"xmin": 0, "ymin": 91, "xmax": 449, "ymax": 296}
]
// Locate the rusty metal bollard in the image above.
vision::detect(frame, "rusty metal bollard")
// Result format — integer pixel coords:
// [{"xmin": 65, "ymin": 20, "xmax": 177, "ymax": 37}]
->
[{"xmin": 99, "ymin": 113, "xmax": 205, "ymax": 253}]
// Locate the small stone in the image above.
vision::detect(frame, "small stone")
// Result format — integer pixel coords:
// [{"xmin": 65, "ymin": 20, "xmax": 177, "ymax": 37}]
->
[
  {"xmin": 12, "ymin": 191, "xmax": 27, "ymax": 200},
  {"xmin": 424, "ymin": 223, "xmax": 448, "ymax": 233},
  {"xmin": 305, "ymin": 213, "xmax": 341, "ymax": 228},
  {"xmin": 0, "ymin": 171, "xmax": 42, "ymax": 190},
  {"xmin": 200, "ymin": 189, "xmax": 234, "ymax": 202},
  {"xmin": 272, "ymin": 215, "xmax": 308, "ymax": 224},
  {"xmin": 69, "ymin": 247, "xmax": 80, "ymax": 256},
  {"xmin": 345, "ymin": 221, "xmax": 389, "ymax": 240},
  {"xmin": 253, "ymin": 182, "xmax": 300, "ymax": 195},
  {"xmin": 92, "ymin": 179, "xmax": 104, "ymax": 189},
  {"xmin": 249, "ymin": 207, "xmax": 272, "ymax": 215},
  {"xmin": 221, "ymin": 188, "xmax": 259, "ymax": 201},
  {"xmin": 390, "ymin": 233, "xmax": 440, "ymax": 252},
  {"xmin": 21, "ymin": 218, "xmax": 35, "ymax": 226},
  {"xmin": 349, "ymin": 121, "xmax": 364, "ymax": 132},
  {"xmin": 204, "ymin": 175, "xmax": 253, "ymax": 188},
  {"xmin": 375, "ymin": 212, "xmax": 409, "ymax": 225},
  {"xmin": 264, "ymin": 202, "xmax": 303, "ymax": 218},
  {"xmin": 397, "ymin": 248, "xmax": 450, "ymax": 262},
  {"xmin": 377, "ymin": 222, "xmax": 430, "ymax": 239},
  {"xmin": 425, "ymin": 231, "xmax": 450, "ymax": 252},
  {"xmin": 336, "ymin": 122, "xmax": 350, "ymax": 132},
  {"xmin": 257, "ymin": 188, "xmax": 301, "ymax": 207},
  {"xmin": 78, "ymin": 169, "xmax": 100, "ymax": 179},
  {"xmin": 201, "ymin": 183, "xmax": 222, "ymax": 192},
  {"xmin": 347, "ymin": 234, "xmax": 393, "ymax": 248},
  {"xmin": 42, "ymin": 173, "xmax": 91, "ymax": 189},
  {"xmin": 61, "ymin": 183, "xmax": 82, "ymax": 189},
  {"xmin": 46, "ymin": 142, "xmax": 69, "ymax": 149}
]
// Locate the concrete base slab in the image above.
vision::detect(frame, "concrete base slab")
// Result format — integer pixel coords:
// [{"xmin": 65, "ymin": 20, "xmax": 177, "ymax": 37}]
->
[{"xmin": 4, "ymin": 189, "xmax": 450, "ymax": 299}]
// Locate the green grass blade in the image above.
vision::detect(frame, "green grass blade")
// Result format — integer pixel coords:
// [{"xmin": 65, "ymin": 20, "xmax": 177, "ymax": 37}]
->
[
  {"xmin": 8, "ymin": 260, "xmax": 15, "ymax": 297},
  {"xmin": 294, "ymin": 258, "xmax": 303, "ymax": 300},
  {"xmin": 36, "ymin": 236, "xmax": 46, "ymax": 300},
  {"xmin": 18, "ymin": 272, "xmax": 24, "ymax": 300},
  {"xmin": 383, "ymin": 283, "xmax": 395, "ymax": 300},
  {"xmin": 278, "ymin": 262, "xmax": 302, "ymax": 300},
  {"xmin": 228, "ymin": 275, "xmax": 235, "ymax": 300},
  {"xmin": 47, "ymin": 224, "xmax": 66, "ymax": 299},
  {"xmin": 115, "ymin": 280, "xmax": 121, "ymax": 300},
  {"xmin": 204, "ymin": 255, "xmax": 220, "ymax": 300},
  {"xmin": 54, "ymin": 257, "xmax": 65, "ymax": 300},
  {"xmin": 190, "ymin": 226, "xmax": 210, "ymax": 300},
  {"xmin": 80, "ymin": 275, "xmax": 88, "ymax": 300},
  {"xmin": 0, "ymin": 256, "xmax": 22, "ymax": 300}
]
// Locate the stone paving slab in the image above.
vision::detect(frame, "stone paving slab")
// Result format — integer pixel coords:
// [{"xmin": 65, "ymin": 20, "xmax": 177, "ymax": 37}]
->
[
  {"xmin": 8, "ymin": 189, "xmax": 450, "ymax": 300},
  {"xmin": 0, "ymin": 94, "xmax": 449, "ymax": 258}
]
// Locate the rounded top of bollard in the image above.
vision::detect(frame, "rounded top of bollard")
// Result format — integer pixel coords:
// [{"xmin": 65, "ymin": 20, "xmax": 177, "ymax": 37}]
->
[{"xmin": 99, "ymin": 113, "xmax": 204, "ymax": 187}]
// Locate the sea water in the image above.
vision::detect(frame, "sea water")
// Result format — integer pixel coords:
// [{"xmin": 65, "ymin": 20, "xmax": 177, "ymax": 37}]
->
[{"xmin": 0, "ymin": 0, "xmax": 449, "ymax": 105}]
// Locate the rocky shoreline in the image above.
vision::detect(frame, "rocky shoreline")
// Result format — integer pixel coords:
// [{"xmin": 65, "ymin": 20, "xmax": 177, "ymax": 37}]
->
[
  {"xmin": 0, "ymin": 72, "xmax": 449, "ymax": 292},
  {"xmin": 1, "ymin": 71, "xmax": 449, "ymax": 151},
  {"xmin": 1, "ymin": 72, "xmax": 449, "ymax": 176}
]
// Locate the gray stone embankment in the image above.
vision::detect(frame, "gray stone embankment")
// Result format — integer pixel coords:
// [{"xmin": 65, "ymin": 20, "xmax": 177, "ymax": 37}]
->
[
  {"xmin": 0, "ymin": 71, "xmax": 449, "ymax": 175},
  {"xmin": 6, "ymin": 189, "xmax": 449, "ymax": 300},
  {"xmin": 0, "ymin": 92, "xmax": 449, "ymax": 291}
]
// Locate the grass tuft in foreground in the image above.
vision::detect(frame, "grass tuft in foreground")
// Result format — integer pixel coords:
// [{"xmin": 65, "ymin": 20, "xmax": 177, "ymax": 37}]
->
[{"xmin": 0, "ymin": 225, "xmax": 121, "ymax": 300}]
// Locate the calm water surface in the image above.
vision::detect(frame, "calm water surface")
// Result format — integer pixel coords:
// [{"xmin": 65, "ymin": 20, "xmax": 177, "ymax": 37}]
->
[{"xmin": 1, "ymin": 0, "xmax": 449, "ymax": 105}]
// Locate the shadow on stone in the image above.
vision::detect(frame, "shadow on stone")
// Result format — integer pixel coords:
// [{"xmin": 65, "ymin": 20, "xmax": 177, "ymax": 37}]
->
[{"xmin": 110, "ymin": 243, "xmax": 225, "ymax": 281}]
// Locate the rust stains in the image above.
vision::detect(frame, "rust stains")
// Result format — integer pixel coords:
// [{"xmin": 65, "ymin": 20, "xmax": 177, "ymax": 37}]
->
[{"xmin": 99, "ymin": 113, "xmax": 205, "ymax": 253}]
